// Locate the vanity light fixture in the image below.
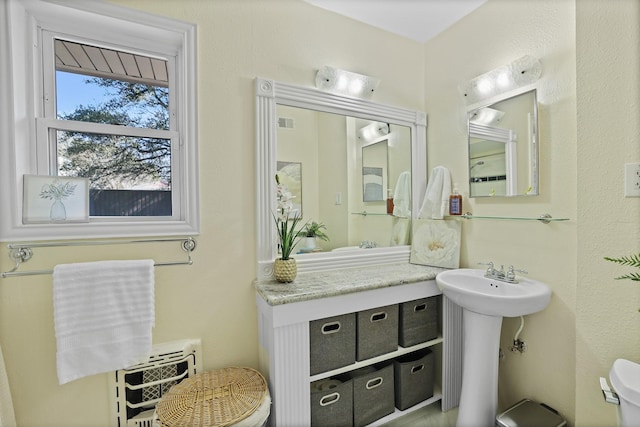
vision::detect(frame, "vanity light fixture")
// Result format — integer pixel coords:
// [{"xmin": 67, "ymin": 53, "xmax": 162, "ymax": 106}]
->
[
  {"xmin": 357, "ymin": 122, "xmax": 389, "ymax": 141},
  {"xmin": 469, "ymin": 107, "xmax": 505, "ymax": 126},
  {"xmin": 461, "ymin": 55, "xmax": 542, "ymax": 105},
  {"xmin": 315, "ymin": 66, "xmax": 380, "ymax": 99}
]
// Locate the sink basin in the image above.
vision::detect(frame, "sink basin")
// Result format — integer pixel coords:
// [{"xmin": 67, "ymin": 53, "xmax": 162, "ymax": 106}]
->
[
  {"xmin": 436, "ymin": 268, "xmax": 551, "ymax": 317},
  {"xmin": 436, "ymin": 268, "xmax": 552, "ymax": 426}
]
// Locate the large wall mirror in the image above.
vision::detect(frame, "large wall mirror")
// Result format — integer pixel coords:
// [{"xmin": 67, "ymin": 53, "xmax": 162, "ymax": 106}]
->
[
  {"xmin": 467, "ymin": 89, "xmax": 538, "ymax": 197},
  {"xmin": 255, "ymin": 78, "xmax": 427, "ymax": 279}
]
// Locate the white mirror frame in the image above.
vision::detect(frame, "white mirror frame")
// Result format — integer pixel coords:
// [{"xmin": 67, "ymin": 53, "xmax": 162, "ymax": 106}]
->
[{"xmin": 255, "ymin": 77, "xmax": 427, "ymax": 280}]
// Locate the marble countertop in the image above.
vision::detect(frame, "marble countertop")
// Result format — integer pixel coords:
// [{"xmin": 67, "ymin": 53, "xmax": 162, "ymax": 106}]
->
[{"xmin": 255, "ymin": 262, "xmax": 446, "ymax": 306}]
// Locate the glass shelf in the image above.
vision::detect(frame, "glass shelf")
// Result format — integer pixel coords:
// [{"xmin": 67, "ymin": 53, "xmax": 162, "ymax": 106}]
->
[
  {"xmin": 351, "ymin": 212, "xmax": 569, "ymax": 223},
  {"xmin": 351, "ymin": 211, "xmax": 409, "ymax": 218},
  {"xmin": 351, "ymin": 211, "xmax": 388, "ymax": 216},
  {"xmin": 447, "ymin": 213, "xmax": 569, "ymax": 224}
]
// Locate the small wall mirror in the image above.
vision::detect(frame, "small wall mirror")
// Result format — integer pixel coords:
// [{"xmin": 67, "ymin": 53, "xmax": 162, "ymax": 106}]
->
[
  {"xmin": 255, "ymin": 78, "xmax": 427, "ymax": 279},
  {"xmin": 362, "ymin": 140, "xmax": 388, "ymax": 202},
  {"xmin": 467, "ymin": 89, "xmax": 538, "ymax": 197}
]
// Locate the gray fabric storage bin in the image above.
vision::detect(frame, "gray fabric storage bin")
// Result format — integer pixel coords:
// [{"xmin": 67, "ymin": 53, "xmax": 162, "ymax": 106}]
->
[
  {"xmin": 496, "ymin": 399, "xmax": 567, "ymax": 427},
  {"xmin": 398, "ymin": 296, "xmax": 440, "ymax": 347},
  {"xmin": 310, "ymin": 313, "xmax": 356, "ymax": 375},
  {"xmin": 342, "ymin": 364, "xmax": 395, "ymax": 427},
  {"xmin": 356, "ymin": 305, "xmax": 399, "ymax": 361},
  {"xmin": 310, "ymin": 378, "xmax": 353, "ymax": 427},
  {"xmin": 393, "ymin": 349, "xmax": 435, "ymax": 410}
]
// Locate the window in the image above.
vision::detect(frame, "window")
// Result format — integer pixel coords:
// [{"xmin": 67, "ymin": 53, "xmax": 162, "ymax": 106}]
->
[
  {"xmin": 1, "ymin": 0, "xmax": 199, "ymax": 240},
  {"xmin": 43, "ymin": 38, "xmax": 175, "ymax": 217}
]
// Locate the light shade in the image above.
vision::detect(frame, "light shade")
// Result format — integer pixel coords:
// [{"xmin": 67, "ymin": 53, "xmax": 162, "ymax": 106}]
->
[
  {"xmin": 315, "ymin": 66, "xmax": 380, "ymax": 99},
  {"xmin": 357, "ymin": 122, "xmax": 389, "ymax": 141},
  {"xmin": 469, "ymin": 107, "xmax": 505, "ymax": 126},
  {"xmin": 461, "ymin": 55, "xmax": 542, "ymax": 105}
]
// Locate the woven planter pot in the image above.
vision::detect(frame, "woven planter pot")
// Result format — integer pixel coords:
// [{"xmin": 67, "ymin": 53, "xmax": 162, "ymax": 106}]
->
[{"xmin": 274, "ymin": 258, "xmax": 297, "ymax": 283}]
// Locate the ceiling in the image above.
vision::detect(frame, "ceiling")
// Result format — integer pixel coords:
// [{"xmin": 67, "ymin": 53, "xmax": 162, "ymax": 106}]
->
[{"xmin": 303, "ymin": 0, "xmax": 487, "ymax": 43}]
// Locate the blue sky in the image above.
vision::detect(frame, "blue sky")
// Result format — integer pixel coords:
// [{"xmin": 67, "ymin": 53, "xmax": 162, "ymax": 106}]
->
[{"xmin": 56, "ymin": 71, "xmax": 112, "ymax": 116}]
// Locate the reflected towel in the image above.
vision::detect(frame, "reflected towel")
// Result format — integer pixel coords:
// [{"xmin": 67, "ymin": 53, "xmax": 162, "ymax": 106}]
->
[
  {"xmin": 392, "ymin": 171, "xmax": 411, "ymax": 217},
  {"xmin": 53, "ymin": 259, "xmax": 155, "ymax": 385},
  {"xmin": 390, "ymin": 217, "xmax": 411, "ymax": 246},
  {"xmin": 418, "ymin": 166, "xmax": 452, "ymax": 219}
]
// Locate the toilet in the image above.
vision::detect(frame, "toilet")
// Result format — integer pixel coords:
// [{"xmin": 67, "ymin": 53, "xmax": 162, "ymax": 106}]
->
[{"xmin": 609, "ymin": 358, "xmax": 640, "ymax": 427}]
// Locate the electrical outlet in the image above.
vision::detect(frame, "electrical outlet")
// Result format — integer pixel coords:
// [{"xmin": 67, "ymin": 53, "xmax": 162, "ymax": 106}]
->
[{"xmin": 625, "ymin": 163, "xmax": 640, "ymax": 197}]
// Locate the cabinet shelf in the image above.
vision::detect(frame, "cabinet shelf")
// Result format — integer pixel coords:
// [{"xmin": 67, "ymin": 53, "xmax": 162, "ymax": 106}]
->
[
  {"xmin": 256, "ymin": 279, "xmax": 462, "ymax": 426},
  {"xmin": 310, "ymin": 336, "xmax": 444, "ymax": 382}
]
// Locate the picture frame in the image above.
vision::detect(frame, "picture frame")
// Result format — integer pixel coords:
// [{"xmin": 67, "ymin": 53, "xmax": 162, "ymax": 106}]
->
[
  {"xmin": 410, "ymin": 219, "xmax": 462, "ymax": 268},
  {"xmin": 276, "ymin": 161, "xmax": 302, "ymax": 218},
  {"xmin": 23, "ymin": 175, "xmax": 90, "ymax": 224}
]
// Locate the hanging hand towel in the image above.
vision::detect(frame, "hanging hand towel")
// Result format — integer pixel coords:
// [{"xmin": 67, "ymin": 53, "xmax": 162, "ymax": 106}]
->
[
  {"xmin": 53, "ymin": 259, "xmax": 155, "ymax": 385},
  {"xmin": 390, "ymin": 217, "xmax": 411, "ymax": 246},
  {"xmin": 418, "ymin": 166, "xmax": 452, "ymax": 219},
  {"xmin": 392, "ymin": 171, "xmax": 411, "ymax": 217}
]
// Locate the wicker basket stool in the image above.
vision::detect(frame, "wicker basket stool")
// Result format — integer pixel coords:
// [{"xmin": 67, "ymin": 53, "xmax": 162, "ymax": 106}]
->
[{"xmin": 154, "ymin": 367, "xmax": 270, "ymax": 427}]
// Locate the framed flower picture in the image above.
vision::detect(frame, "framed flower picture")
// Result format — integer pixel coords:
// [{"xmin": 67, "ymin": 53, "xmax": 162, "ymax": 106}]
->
[
  {"xmin": 410, "ymin": 219, "xmax": 462, "ymax": 268},
  {"xmin": 277, "ymin": 161, "xmax": 302, "ymax": 218},
  {"xmin": 23, "ymin": 175, "xmax": 89, "ymax": 224}
]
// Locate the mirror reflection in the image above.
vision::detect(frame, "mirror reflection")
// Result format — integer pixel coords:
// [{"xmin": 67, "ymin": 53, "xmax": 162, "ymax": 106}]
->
[
  {"xmin": 362, "ymin": 140, "xmax": 387, "ymax": 202},
  {"xmin": 468, "ymin": 89, "xmax": 538, "ymax": 197},
  {"xmin": 276, "ymin": 105, "xmax": 412, "ymax": 253}
]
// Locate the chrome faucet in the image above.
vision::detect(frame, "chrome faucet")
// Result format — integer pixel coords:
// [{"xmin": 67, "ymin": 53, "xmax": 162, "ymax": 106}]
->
[
  {"xmin": 359, "ymin": 240, "xmax": 377, "ymax": 249},
  {"xmin": 479, "ymin": 262, "xmax": 527, "ymax": 283}
]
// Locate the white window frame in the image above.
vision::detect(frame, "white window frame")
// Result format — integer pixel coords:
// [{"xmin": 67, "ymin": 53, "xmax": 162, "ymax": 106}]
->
[{"xmin": 0, "ymin": 0, "xmax": 199, "ymax": 241}]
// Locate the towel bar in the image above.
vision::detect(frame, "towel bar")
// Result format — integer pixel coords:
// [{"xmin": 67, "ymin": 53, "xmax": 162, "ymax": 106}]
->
[{"xmin": 1, "ymin": 237, "xmax": 196, "ymax": 278}]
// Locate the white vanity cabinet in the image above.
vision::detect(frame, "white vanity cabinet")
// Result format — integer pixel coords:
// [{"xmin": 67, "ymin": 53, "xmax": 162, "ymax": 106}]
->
[{"xmin": 255, "ymin": 265, "xmax": 462, "ymax": 427}]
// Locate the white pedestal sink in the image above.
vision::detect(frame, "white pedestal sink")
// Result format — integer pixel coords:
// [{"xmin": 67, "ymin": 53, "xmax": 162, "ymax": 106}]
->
[{"xmin": 436, "ymin": 268, "xmax": 552, "ymax": 427}]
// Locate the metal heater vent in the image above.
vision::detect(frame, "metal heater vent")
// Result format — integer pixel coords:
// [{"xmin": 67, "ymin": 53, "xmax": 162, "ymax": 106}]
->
[
  {"xmin": 277, "ymin": 117, "xmax": 295, "ymax": 129},
  {"xmin": 111, "ymin": 339, "xmax": 202, "ymax": 427}
]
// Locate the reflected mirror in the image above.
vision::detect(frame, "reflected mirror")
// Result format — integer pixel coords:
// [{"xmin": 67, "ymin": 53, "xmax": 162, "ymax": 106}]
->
[
  {"xmin": 255, "ymin": 78, "xmax": 427, "ymax": 278},
  {"xmin": 276, "ymin": 106, "xmax": 412, "ymax": 253},
  {"xmin": 467, "ymin": 89, "xmax": 538, "ymax": 197},
  {"xmin": 362, "ymin": 140, "xmax": 387, "ymax": 202}
]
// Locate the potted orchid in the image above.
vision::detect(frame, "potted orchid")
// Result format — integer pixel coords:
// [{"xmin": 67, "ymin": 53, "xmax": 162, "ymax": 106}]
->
[{"xmin": 273, "ymin": 174, "xmax": 306, "ymax": 282}]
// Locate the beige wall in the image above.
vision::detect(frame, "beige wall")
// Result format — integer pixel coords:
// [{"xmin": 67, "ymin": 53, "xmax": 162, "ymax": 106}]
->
[
  {"xmin": 1, "ymin": 0, "xmax": 638, "ymax": 426},
  {"xmin": 424, "ymin": 0, "xmax": 578, "ymax": 422},
  {"xmin": 425, "ymin": 0, "xmax": 640, "ymax": 426},
  {"xmin": 0, "ymin": 1, "xmax": 424, "ymax": 426},
  {"xmin": 575, "ymin": 0, "xmax": 640, "ymax": 425}
]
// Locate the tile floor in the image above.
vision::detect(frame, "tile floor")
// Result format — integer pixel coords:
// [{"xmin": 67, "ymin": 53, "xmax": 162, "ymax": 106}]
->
[{"xmin": 381, "ymin": 405, "xmax": 458, "ymax": 427}]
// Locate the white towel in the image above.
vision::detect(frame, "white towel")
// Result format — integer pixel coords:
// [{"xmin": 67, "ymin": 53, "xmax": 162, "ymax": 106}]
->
[
  {"xmin": 418, "ymin": 166, "xmax": 452, "ymax": 219},
  {"xmin": 390, "ymin": 217, "xmax": 411, "ymax": 246},
  {"xmin": 392, "ymin": 171, "xmax": 411, "ymax": 217},
  {"xmin": 53, "ymin": 259, "xmax": 155, "ymax": 385}
]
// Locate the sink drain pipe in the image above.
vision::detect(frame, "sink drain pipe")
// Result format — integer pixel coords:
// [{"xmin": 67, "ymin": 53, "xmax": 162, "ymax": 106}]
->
[{"xmin": 511, "ymin": 316, "xmax": 527, "ymax": 353}]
